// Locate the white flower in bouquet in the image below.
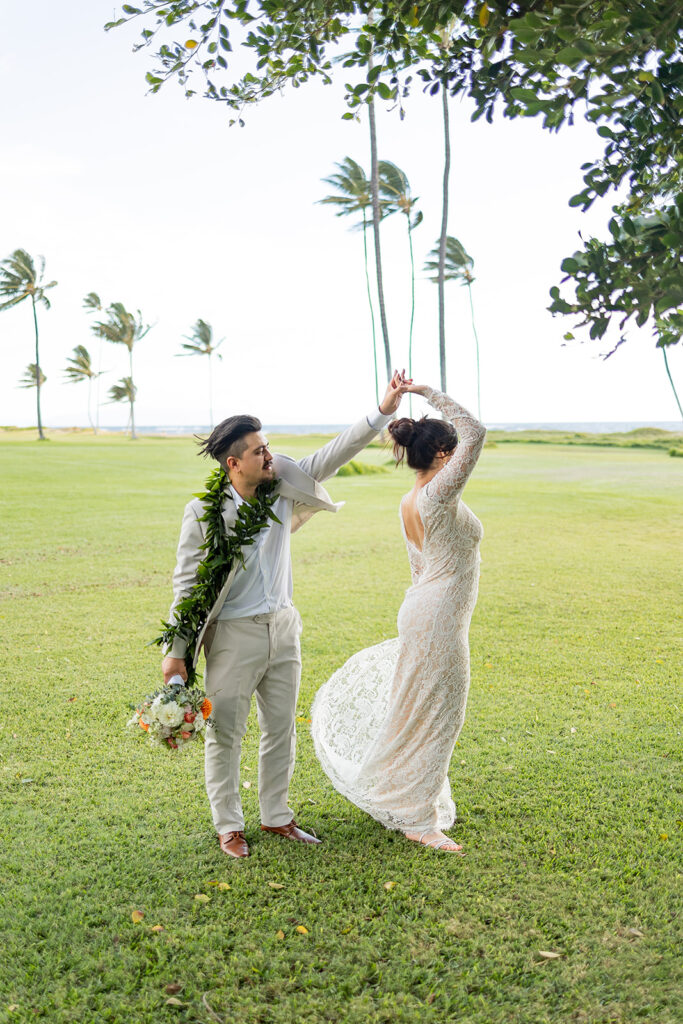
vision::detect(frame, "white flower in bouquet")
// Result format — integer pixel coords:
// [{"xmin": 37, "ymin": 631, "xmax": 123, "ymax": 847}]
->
[{"xmin": 152, "ymin": 695, "xmax": 185, "ymax": 728}]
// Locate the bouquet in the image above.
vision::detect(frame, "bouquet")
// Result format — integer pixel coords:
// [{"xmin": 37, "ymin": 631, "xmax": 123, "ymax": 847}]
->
[{"xmin": 128, "ymin": 674, "xmax": 213, "ymax": 750}]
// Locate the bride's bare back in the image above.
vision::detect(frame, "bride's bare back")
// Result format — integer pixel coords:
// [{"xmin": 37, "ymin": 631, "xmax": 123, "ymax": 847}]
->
[{"xmin": 400, "ymin": 491, "xmax": 425, "ymax": 552}]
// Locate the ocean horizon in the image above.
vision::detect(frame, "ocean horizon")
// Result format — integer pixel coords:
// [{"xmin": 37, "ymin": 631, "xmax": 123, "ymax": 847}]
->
[{"xmin": 44, "ymin": 420, "xmax": 683, "ymax": 436}]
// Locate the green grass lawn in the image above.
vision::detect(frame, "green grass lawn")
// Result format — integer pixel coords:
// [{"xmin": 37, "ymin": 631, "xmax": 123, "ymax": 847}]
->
[{"xmin": 0, "ymin": 434, "xmax": 681, "ymax": 1024}]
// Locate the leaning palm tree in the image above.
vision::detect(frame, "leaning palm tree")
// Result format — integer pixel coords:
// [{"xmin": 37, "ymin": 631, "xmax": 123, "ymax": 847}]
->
[
  {"xmin": 178, "ymin": 319, "xmax": 224, "ymax": 428},
  {"xmin": 87, "ymin": 299, "xmax": 151, "ymax": 439},
  {"xmin": 64, "ymin": 345, "xmax": 100, "ymax": 432},
  {"xmin": 425, "ymin": 236, "xmax": 482, "ymax": 419},
  {"xmin": 319, "ymin": 157, "xmax": 390, "ymax": 406},
  {"xmin": 19, "ymin": 363, "xmax": 47, "ymax": 389},
  {"xmin": 0, "ymin": 249, "xmax": 57, "ymax": 440},
  {"xmin": 108, "ymin": 377, "xmax": 137, "ymax": 436},
  {"xmin": 378, "ymin": 161, "xmax": 423, "ymax": 412}
]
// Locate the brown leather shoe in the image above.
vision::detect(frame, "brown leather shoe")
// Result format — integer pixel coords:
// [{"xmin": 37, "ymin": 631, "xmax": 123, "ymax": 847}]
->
[
  {"xmin": 261, "ymin": 819, "xmax": 322, "ymax": 845},
  {"xmin": 218, "ymin": 831, "xmax": 249, "ymax": 858}
]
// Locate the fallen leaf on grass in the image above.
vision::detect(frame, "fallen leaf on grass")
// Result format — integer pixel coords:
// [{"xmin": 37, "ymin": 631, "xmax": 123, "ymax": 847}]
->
[
  {"xmin": 217, "ymin": 882, "xmax": 231, "ymax": 891},
  {"xmin": 165, "ymin": 984, "xmax": 182, "ymax": 994},
  {"xmin": 131, "ymin": 910, "xmax": 144, "ymax": 923},
  {"xmin": 659, "ymin": 833, "xmax": 669, "ymax": 841},
  {"xmin": 538, "ymin": 950, "xmax": 562, "ymax": 960},
  {"xmin": 242, "ymin": 781, "xmax": 252, "ymax": 789},
  {"xmin": 151, "ymin": 925, "xmax": 164, "ymax": 933},
  {"xmin": 268, "ymin": 881, "xmax": 285, "ymax": 890},
  {"xmin": 383, "ymin": 881, "xmax": 397, "ymax": 891},
  {"xmin": 165, "ymin": 997, "xmax": 188, "ymax": 1007},
  {"xmin": 295, "ymin": 925, "xmax": 309, "ymax": 934},
  {"xmin": 276, "ymin": 930, "xmax": 285, "ymax": 940},
  {"xmin": 194, "ymin": 893, "xmax": 210, "ymax": 903}
]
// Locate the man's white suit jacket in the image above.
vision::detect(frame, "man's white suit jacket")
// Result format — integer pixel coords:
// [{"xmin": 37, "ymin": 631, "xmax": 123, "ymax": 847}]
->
[{"xmin": 167, "ymin": 414, "xmax": 383, "ymax": 664}]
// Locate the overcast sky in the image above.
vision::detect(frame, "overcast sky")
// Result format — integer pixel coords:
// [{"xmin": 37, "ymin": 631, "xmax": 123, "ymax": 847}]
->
[{"xmin": 1, "ymin": 0, "xmax": 680, "ymax": 428}]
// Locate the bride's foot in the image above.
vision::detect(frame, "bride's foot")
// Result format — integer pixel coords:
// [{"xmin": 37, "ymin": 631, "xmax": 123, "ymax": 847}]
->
[{"xmin": 403, "ymin": 829, "xmax": 464, "ymax": 854}]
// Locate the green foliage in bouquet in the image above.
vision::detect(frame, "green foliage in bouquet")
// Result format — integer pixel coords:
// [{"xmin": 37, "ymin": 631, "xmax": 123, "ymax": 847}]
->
[{"xmin": 152, "ymin": 465, "xmax": 280, "ymax": 685}]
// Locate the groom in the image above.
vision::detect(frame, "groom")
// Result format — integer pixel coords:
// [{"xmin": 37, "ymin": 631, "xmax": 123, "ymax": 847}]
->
[{"xmin": 161, "ymin": 373, "xmax": 405, "ymax": 858}]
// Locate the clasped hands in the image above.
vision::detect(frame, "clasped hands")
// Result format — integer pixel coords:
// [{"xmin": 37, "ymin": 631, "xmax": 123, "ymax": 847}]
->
[{"xmin": 379, "ymin": 370, "xmax": 429, "ymax": 416}]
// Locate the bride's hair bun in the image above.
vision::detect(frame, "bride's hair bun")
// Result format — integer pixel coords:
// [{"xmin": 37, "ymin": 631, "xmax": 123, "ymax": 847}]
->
[
  {"xmin": 388, "ymin": 413, "xmax": 459, "ymax": 470},
  {"xmin": 387, "ymin": 417, "xmax": 417, "ymax": 448}
]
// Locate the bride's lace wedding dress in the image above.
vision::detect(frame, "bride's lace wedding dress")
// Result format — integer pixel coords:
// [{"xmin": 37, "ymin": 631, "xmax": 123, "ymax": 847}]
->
[{"xmin": 311, "ymin": 389, "xmax": 486, "ymax": 832}]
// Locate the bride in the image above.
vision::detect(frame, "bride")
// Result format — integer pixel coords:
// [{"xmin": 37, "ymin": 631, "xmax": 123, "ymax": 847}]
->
[{"xmin": 311, "ymin": 383, "xmax": 486, "ymax": 853}]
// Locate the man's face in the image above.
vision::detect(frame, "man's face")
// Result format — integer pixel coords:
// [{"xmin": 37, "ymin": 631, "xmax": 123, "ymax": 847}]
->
[{"xmin": 229, "ymin": 431, "xmax": 273, "ymax": 486}]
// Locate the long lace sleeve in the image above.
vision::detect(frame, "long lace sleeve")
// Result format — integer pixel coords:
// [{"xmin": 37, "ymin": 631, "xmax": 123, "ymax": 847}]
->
[{"xmin": 423, "ymin": 388, "xmax": 486, "ymax": 502}]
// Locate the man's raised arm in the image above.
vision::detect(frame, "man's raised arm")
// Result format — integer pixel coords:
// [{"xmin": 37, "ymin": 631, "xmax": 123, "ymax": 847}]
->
[{"xmin": 297, "ymin": 371, "xmax": 406, "ymax": 483}]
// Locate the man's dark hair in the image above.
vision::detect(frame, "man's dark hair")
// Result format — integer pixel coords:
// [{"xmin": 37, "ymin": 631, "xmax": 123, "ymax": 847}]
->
[{"xmin": 197, "ymin": 414, "xmax": 262, "ymax": 469}]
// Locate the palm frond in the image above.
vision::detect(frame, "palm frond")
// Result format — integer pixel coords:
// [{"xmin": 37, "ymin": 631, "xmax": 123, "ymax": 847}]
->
[
  {"xmin": 378, "ymin": 160, "xmax": 410, "ymax": 200},
  {"xmin": 424, "ymin": 236, "xmax": 475, "ymax": 283},
  {"xmin": 178, "ymin": 318, "xmax": 223, "ymax": 356},
  {"xmin": 108, "ymin": 377, "xmax": 136, "ymax": 403},
  {"xmin": 90, "ymin": 300, "xmax": 150, "ymax": 350},
  {"xmin": 64, "ymin": 345, "xmax": 97, "ymax": 382},
  {"xmin": 318, "ymin": 157, "xmax": 373, "ymax": 218},
  {"xmin": 19, "ymin": 363, "xmax": 46, "ymax": 388}
]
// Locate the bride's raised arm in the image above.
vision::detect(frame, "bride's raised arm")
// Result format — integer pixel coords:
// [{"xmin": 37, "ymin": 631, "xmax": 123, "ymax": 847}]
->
[{"xmin": 418, "ymin": 386, "xmax": 486, "ymax": 501}]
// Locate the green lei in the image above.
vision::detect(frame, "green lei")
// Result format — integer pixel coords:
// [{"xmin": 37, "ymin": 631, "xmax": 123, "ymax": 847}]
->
[{"xmin": 153, "ymin": 466, "xmax": 281, "ymax": 686}]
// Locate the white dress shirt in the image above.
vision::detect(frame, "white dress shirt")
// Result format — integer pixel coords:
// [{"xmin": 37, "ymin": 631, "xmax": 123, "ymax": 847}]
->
[{"xmin": 217, "ymin": 408, "xmax": 390, "ymax": 620}]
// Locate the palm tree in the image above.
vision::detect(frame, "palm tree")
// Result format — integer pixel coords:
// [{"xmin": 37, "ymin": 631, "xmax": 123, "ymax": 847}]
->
[
  {"xmin": 425, "ymin": 236, "xmax": 482, "ymax": 419},
  {"xmin": 435, "ymin": 22, "xmax": 457, "ymax": 393},
  {"xmin": 437, "ymin": 80, "xmax": 451, "ymax": 394},
  {"xmin": 108, "ymin": 377, "xmax": 137, "ymax": 434},
  {"xmin": 83, "ymin": 293, "xmax": 106, "ymax": 431},
  {"xmin": 178, "ymin": 319, "xmax": 224, "ymax": 428},
  {"xmin": 0, "ymin": 249, "xmax": 57, "ymax": 440},
  {"xmin": 87, "ymin": 299, "xmax": 151, "ymax": 439},
  {"xmin": 64, "ymin": 345, "xmax": 100, "ymax": 432},
  {"xmin": 319, "ymin": 157, "xmax": 389, "ymax": 405},
  {"xmin": 378, "ymin": 161, "xmax": 423, "ymax": 412},
  {"xmin": 367, "ymin": 43, "xmax": 393, "ymax": 381},
  {"xmin": 19, "ymin": 363, "xmax": 47, "ymax": 389}
]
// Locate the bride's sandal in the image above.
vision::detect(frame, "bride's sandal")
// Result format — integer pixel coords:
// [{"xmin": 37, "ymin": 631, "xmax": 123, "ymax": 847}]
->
[{"xmin": 404, "ymin": 829, "xmax": 464, "ymax": 854}]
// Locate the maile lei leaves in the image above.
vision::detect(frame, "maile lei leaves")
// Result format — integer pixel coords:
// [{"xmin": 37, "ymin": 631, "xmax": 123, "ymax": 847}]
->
[{"xmin": 152, "ymin": 465, "xmax": 281, "ymax": 686}]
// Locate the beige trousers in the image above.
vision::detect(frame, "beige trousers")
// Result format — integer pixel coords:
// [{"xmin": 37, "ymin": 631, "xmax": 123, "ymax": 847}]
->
[{"xmin": 203, "ymin": 605, "xmax": 302, "ymax": 834}]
